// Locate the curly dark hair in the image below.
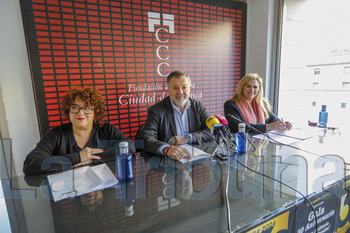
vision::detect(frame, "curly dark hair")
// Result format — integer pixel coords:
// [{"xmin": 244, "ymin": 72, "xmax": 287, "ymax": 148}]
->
[{"xmin": 61, "ymin": 87, "xmax": 105, "ymax": 127}]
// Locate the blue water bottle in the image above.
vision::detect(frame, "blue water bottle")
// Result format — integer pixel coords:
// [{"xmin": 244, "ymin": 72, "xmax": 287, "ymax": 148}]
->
[
  {"xmin": 119, "ymin": 179, "xmax": 135, "ymax": 216},
  {"xmin": 117, "ymin": 141, "xmax": 133, "ymax": 181},
  {"xmin": 235, "ymin": 123, "xmax": 247, "ymax": 154},
  {"xmin": 318, "ymin": 105, "xmax": 328, "ymax": 127}
]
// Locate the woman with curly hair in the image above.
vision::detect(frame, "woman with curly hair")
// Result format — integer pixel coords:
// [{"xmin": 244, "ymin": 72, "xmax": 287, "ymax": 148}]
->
[
  {"xmin": 23, "ymin": 87, "xmax": 134, "ymax": 175},
  {"xmin": 224, "ymin": 73, "xmax": 292, "ymax": 133}
]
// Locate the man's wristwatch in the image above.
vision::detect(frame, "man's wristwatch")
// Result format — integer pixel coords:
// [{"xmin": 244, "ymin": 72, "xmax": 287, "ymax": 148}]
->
[{"xmin": 186, "ymin": 135, "xmax": 191, "ymax": 143}]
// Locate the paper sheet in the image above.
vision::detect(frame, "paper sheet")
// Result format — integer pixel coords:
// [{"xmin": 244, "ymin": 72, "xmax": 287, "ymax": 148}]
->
[
  {"xmin": 252, "ymin": 133, "xmax": 301, "ymax": 145},
  {"xmin": 253, "ymin": 128, "xmax": 314, "ymax": 145},
  {"xmin": 252, "ymin": 128, "xmax": 314, "ymax": 145},
  {"xmin": 47, "ymin": 163, "xmax": 118, "ymax": 202},
  {"xmin": 267, "ymin": 128, "xmax": 314, "ymax": 140},
  {"xmin": 179, "ymin": 144, "xmax": 210, "ymax": 163}
]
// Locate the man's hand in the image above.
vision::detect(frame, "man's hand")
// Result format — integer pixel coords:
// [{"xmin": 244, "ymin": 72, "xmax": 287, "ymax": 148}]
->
[
  {"xmin": 164, "ymin": 146, "xmax": 192, "ymax": 161},
  {"xmin": 168, "ymin": 136, "xmax": 190, "ymax": 145}
]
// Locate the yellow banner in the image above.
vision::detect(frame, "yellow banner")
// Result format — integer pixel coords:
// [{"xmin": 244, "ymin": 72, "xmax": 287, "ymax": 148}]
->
[{"xmin": 246, "ymin": 211, "xmax": 290, "ymax": 233}]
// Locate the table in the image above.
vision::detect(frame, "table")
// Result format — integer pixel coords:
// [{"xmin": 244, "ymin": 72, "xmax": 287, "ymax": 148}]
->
[{"xmin": 2, "ymin": 125, "xmax": 350, "ymax": 233}]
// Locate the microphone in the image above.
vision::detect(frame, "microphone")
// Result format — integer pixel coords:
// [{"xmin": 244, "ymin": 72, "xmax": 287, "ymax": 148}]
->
[
  {"xmin": 225, "ymin": 114, "xmax": 257, "ymax": 134},
  {"xmin": 206, "ymin": 116, "xmax": 227, "ymax": 146},
  {"xmin": 214, "ymin": 115, "xmax": 237, "ymax": 146},
  {"xmin": 214, "ymin": 114, "xmax": 229, "ymax": 126}
]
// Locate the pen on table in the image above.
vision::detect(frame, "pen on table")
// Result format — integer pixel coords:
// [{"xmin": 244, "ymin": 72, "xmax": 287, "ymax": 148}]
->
[
  {"xmin": 282, "ymin": 118, "xmax": 287, "ymax": 124},
  {"xmin": 281, "ymin": 118, "xmax": 287, "ymax": 130}
]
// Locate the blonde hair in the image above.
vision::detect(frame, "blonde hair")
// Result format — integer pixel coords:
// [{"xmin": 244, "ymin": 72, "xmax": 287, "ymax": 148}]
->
[{"xmin": 231, "ymin": 73, "xmax": 272, "ymax": 118}]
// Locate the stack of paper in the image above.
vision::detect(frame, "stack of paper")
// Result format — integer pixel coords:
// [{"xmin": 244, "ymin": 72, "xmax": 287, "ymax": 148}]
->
[{"xmin": 47, "ymin": 163, "xmax": 118, "ymax": 202}]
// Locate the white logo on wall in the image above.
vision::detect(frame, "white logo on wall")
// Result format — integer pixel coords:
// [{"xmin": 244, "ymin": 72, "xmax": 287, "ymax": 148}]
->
[
  {"xmin": 118, "ymin": 12, "xmax": 202, "ymax": 105},
  {"xmin": 148, "ymin": 12, "xmax": 174, "ymax": 33},
  {"xmin": 148, "ymin": 12, "xmax": 174, "ymax": 77}
]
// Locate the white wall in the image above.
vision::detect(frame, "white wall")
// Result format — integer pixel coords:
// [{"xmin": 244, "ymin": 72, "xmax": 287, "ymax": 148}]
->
[
  {"xmin": 245, "ymin": 0, "xmax": 280, "ymax": 104},
  {"xmin": 0, "ymin": 0, "xmax": 275, "ymax": 176},
  {"xmin": 0, "ymin": 0, "xmax": 40, "ymax": 176},
  {"xmin": 246, "ymin": 0, "xmax": 270, "ymax": 77}
]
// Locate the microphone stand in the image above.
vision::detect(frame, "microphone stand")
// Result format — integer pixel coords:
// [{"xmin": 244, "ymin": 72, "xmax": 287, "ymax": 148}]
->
[
  {"xmin": 225, "ymin": 114, "xmax": 257, "ymax": 151},
  {"xmin": 224, "ymin": 126, "xmax": 237, "ymax": 147},
  {"xmin": 225, "ymin": 125, "xmax": 256, "ymax": 151},
  {"xmin": 247, "ymin": 137, "xmax": 256, "ymax": 151},
  {"xmin": 224, "ymin": 139, "xmax": 232, "ymax": 233},
  {"xmin": 208, "ymin": 123, "xmax": 234, "ymax": 231},
  {"xmin": 209, "ymin": 142, "xmax": 223, "ymax": 159}
]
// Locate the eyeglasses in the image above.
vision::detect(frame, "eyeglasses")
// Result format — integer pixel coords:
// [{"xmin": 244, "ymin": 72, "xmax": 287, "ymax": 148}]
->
[{"xmin": 69, "ymin": 104, "xmax": 94, "ymax": 114}]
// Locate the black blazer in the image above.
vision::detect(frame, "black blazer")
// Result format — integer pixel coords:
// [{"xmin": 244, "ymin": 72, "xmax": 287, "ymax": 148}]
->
[
  {"xmin": 23, "ymin": 123, "xmax": 134, "ymax": 175},
  {"xmin": 141, "ymin": 96, "xmax": 213, "ymax": 155},
  {"xmin": 224, "ymin": 100, "xmax": 280, "ymax": 133}
]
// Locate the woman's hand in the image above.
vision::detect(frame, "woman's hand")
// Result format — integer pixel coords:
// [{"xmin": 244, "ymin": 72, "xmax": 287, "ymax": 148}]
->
[
  {"xmin": 267, "ymin": 121, "xmax": 291, "ymax": 132},
  {"xmin": 284, "ymin": 121, "xmax": 292, "ymax": 130},
  {"xmin": 74, "ymin": 147, "xmax": 104, "ymax": 167}
]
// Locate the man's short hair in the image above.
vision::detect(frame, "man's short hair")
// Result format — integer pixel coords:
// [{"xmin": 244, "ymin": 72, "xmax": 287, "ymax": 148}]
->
[{"xmin": 167, "ymin": 71, "xmax": 191, "ymax": 83}]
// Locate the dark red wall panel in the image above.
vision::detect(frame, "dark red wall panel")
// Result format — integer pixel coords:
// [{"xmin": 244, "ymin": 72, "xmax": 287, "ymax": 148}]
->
[{"xmin": 20, "ymin": 0, "xmax": 246, "ymax": 139}]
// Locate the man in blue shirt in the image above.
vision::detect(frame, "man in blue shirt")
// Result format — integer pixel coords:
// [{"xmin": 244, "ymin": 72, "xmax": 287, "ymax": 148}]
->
[{"xmin": 141, "ymin": 71, "xmax": 213, "ymax": 161}]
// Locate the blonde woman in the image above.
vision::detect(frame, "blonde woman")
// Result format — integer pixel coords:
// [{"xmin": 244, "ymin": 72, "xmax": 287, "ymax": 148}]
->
[{"xmin": 224, "ymin": 73, "xmax": 292, "ymax": 133}]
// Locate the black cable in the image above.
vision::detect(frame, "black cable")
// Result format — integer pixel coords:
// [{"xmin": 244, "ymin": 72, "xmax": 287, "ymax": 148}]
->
[
  {"xmin": 224, "ymin": 115, "xmax": 319, "ymax": 232},
  {"xmin": 217, "ymin": 141, "xmax": 318, "ymax": 233},
  {"xmin": 231, "ymin": 148, "xmax": 319, "ymax": 233},
  {"xmin": 255, "ymin": 126, "xmax": 350, "ymax": 167},
  {"xmin": 226, "ymin": 114, "xmax": 350, "ymax": 166}
]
